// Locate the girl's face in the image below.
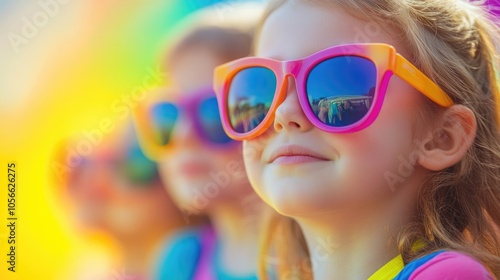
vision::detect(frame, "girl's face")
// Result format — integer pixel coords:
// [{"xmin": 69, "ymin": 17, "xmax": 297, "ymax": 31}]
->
[
  {"xmin": 244, "ymin": 1, "xmax": 427, "ymax": 218},
  {"xmin": 66, "ymin": 136, "xmax": 178, "ymax": 238},
  {"xmin": 159, "ymin": 47, "xmax": 252, "ymax": 213}
]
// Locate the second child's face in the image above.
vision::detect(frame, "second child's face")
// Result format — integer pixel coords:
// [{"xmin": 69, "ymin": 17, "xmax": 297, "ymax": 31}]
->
[
  {"xmin": 244, "ymin": 2, "xmax": 427, "ymax": 219},
  {"xmin": 66, "ymin": 137, "xmax": 178, "ymax": 238},
  {"xmin": 158, "ymin": 47, "xmax": 252, "ymax": 213}
]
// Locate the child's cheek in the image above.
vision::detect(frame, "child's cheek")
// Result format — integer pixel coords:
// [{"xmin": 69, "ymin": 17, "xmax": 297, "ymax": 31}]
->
[
  {"xmin": 242, "ymin": 139, "xmax": 266, "ymax": 189},
  {"xmin": 242, "ymin": 140, "xmax": 264, "ymax": 170}
]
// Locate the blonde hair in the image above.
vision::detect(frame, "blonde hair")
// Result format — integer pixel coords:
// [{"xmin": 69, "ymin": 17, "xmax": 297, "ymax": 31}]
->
[{"xmin": 257, "ymin": 0, "xmax": 500, "ymax": 278}]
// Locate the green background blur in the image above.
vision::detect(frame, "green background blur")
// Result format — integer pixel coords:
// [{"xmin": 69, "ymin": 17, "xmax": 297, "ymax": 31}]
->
[{"xmin": 0, "ymin": 1, "xmax": 228, "ymax": 279}]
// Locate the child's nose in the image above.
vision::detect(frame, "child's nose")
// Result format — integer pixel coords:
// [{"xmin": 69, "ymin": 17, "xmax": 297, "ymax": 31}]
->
[
  {"xmin": 273, "ymin": 76, "xmax": 314, "ymax": 133},
  {"xmin": 172, "ymin": 114, "xmax": 201, "ymax": 148},
  {"xmin": 73, "ymin": 164, "xmax": 114, "ymax": 201}
]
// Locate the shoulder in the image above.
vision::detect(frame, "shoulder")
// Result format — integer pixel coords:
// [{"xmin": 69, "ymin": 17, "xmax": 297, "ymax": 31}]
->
[
  {"xmin": 161, "ymin": 226, "xmax": 209, "ymax": 262},
  {"xmin": 153, "ymin": 227, "xmax": 206, "ymax": 280},
  {"xmin": 409, "ymin": 251, "xmax": 494, "ymax": 280}
]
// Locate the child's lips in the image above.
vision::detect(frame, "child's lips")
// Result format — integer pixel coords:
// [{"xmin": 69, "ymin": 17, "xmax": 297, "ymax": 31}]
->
[
  {"xmin": 177, "ymin": 161, "xmax": 211, "ymax": 176},
  {"xmin": 272, "ymin": 154, "xmax": 329, "ymax": 164},
  {"xmin": 268, "ymin": 144, "xmax": 330, "ymax": 164}
]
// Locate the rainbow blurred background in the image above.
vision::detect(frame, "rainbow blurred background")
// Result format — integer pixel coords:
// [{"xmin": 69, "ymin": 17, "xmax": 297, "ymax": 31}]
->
[
  {"xmin": 0, "ymin": 1, "xmax": 498, "ymax": 279},
  {"xmin": 0, "ymin": 1, "xmax": 227, "ymax": 279}
]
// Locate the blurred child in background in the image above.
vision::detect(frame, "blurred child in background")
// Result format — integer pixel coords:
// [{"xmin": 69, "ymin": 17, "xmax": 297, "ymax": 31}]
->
[
  {"xmin": 55, "ymin": 120, "xmax": 185, "ymax": 280},
  {"xmin": 133, "ymin": 3, "xmax": 266, "ymax": 279}
]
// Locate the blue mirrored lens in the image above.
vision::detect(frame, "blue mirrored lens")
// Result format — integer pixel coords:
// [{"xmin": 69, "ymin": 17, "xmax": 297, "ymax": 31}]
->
[
  {"xmin": 123, "ymin": 144, "xmax": 159, "ymax": 185},
  {"xmin": 227, "ymin": 67, "xmax": 276, "ymax": 133},
  {"xmin": 150, "ymin": 103, "xmax": 178, "ymax": 145},
  {"xmin": 198, "ymin": 97, "xmax": 233, "ymax": 144},
  {"xmin": 307, "ymin": 56, "xmax": 376, "ymax": 127}
]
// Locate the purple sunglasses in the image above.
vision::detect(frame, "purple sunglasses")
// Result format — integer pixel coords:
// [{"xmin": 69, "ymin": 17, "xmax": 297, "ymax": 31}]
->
[{"xmin": 148, "ymin": 87, "xmax": 236, "ymax": 149}]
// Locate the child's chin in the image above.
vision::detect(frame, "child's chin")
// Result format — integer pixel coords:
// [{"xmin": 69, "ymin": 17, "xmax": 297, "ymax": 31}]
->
[{"xmin": 265, "ymin": 183, "xmax": 320, "ymax": 218}]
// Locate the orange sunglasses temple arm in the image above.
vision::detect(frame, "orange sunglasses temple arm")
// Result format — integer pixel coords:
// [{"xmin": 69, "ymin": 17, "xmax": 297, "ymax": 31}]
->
[{"xmin": 394, "ymin": 54, "xmax": 454, "ymax": 107}]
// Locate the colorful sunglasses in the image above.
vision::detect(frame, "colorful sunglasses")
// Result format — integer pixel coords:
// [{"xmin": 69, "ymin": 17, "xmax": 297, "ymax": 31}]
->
[
  {"xmin": 213, "ymin": 43, "xmax": 454, "ymax": 140},
  {"xmin": 67, "ymin": 143, "xmax": 160, "ymax": 188},
  {"xmin": 133, "ymin": 87, "xmax": 235, "ymax": 160}
]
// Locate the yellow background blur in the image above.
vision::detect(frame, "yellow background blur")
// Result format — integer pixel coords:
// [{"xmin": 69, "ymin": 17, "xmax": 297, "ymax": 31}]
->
[{"xmin": 0, "ymin": 1, "xmax": 229, "ymax": 278}]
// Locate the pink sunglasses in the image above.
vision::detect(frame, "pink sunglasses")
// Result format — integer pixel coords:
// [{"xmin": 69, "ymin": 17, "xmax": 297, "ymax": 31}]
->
[
  {"xmin": 213, "ymin": 43, "xmax": 454, "ymax": 141},
  {"xmin": 132, "ymin": 87, "xmax": 236, "ymax": 161}
]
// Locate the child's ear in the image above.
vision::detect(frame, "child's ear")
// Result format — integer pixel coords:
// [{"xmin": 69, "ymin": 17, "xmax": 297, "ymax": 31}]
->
[{"xmin": 417, "ymin": 105, "xmax": 477, "ymax": 171}]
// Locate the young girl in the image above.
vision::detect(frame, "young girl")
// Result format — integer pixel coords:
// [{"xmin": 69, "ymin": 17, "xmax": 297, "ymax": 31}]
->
[
  {"xmin": 213, "ymin": 0, "xmax": 500, "ymax": 279},
  {"xmin": 54, "ymin": 122, "xmax": 185, "ymax": 280},
  {"xmin": 133, "ymin": 4, "xmax": 265, "ymax": 279}
]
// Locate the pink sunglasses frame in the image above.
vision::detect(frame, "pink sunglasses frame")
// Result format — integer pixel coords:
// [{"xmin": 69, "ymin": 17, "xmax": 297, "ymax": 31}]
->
[
  {"xmin": 132, "ymin": 87, "xmax": 237, "ymax": 161},
  {"xmin": 213, "ymin": 43, "xmax": 454, "ymax": 141}
]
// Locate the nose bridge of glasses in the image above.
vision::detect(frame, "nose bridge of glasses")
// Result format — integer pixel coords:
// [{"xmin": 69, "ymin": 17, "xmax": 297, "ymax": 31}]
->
[
  {"xmin": 281, "ymin": 59, "xmax": 302, "ymax": 93},
  {"xmin": 283, "ymin": 59, "xmax": 302, "ymax": 77},
  {"xmin": 173, "ymin": 108, "xmax": 197, "ymax": 139}
]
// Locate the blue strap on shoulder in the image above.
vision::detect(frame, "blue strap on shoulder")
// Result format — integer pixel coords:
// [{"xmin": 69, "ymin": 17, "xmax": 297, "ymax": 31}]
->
[{"xmin": 393, "ymin": 250, "xmax": 445, "ymax": 280}]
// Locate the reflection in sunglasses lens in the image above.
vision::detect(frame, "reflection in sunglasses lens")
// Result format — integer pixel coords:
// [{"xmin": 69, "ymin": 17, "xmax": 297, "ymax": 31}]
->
[
  {"xmin": 151, "ymin": 103, "xmax": 178, "ymax": 145},
  {"xmin": 228, "ymin": 67, "xmax": 276, "ymax": 134},
  {"xmin": 198, "ymin": 97, "xmax": 233, "ymax": 144},
  {"xmin": 123, "ymin": 145, "xmax": 159, "ymax": 185},
  {"xmin": 307, "ymin": 56, "xmax": 376, "ymax": 127}
]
